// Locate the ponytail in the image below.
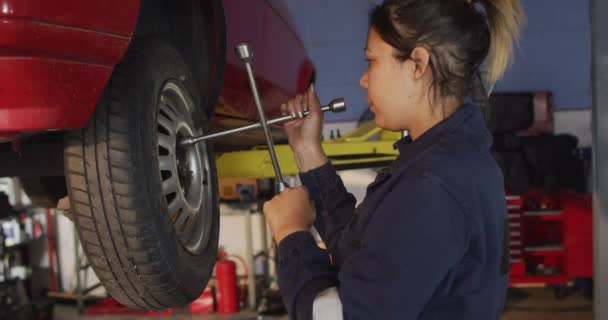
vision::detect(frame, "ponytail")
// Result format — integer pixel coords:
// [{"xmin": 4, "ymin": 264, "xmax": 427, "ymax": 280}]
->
[
  {"xmin": 480, "ymin": 0, "xmax": 525, "ymax": 83},
  {"xmin": 370, "ymin": 0, "xmax": 525, "ymax": 104}
]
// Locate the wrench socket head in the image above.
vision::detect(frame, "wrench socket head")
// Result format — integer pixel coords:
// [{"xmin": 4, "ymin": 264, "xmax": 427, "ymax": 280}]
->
[
  {"xmin": 328, "ymin": 98, "xmax": 346, "ymax": 113},
  {"xmin": 235, "ymin": 43, "xmax": 254, "ymax": 61}
]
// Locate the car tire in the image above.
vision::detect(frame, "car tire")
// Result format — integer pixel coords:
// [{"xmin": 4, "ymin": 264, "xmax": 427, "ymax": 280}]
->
[{"xmin": 63, "ymin": 38, "xmax": 219, "ymax": 309}]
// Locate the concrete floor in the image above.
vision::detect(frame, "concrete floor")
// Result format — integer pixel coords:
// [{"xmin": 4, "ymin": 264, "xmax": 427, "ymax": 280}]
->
[
  {"xmin": 53, "ymin": 287, "xmax": 593, "ymax": 320},
  {"xmin": 502, "ymin": 287, "xmax": 593, "ymax": 320}
]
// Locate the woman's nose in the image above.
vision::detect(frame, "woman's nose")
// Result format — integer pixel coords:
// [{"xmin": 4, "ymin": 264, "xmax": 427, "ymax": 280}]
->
[{"xmin": 359, "ymin": 71, "xmax": 368, "ymax": 89}]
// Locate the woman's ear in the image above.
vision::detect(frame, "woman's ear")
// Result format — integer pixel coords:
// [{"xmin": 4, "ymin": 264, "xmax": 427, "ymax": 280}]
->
[{"xmin": 410, "ymin": 47, "xmax": 431, "ymax": 80}]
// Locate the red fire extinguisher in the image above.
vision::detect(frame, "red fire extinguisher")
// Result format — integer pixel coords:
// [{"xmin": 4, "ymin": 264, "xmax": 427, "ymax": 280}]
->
[{"xmin": 215, "ymin": 251, "xmax": 238, "ymax": 314}]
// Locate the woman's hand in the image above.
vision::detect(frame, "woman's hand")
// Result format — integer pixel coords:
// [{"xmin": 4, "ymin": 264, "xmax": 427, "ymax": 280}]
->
[
  {"xmin": 263, "ymin": 186, "xmax": 316, "ymax": 244},
  {"xmin": 281, "ymin": 85, "xmax": 328, "ymax": 172}
]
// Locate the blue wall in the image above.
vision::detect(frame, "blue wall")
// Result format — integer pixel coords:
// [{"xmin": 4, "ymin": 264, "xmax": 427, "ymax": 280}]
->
[
  {"xmin": 285, "ymin": 0, "xmax": 591, "ymax": 121},
  {"xmin": 496, "ymin": 0, "xmax": 591, "ymax": 110}
]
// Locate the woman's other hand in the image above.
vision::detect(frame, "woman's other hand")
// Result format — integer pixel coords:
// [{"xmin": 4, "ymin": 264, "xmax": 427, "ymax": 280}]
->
[{"xmin": 263, "ymin": 186, "xmax": 316, "ymax": 244}]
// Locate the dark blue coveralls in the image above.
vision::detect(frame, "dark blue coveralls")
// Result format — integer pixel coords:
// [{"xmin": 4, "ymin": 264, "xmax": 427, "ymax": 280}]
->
[{"xmin": 277, "ymin": 102, "xmax": 510, "ymax": 319}]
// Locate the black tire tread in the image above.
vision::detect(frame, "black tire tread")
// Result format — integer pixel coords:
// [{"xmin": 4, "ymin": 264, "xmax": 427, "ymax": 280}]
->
[{"xmin": 64, "ymin": 39, "xmax": 218, "ymax": 309}]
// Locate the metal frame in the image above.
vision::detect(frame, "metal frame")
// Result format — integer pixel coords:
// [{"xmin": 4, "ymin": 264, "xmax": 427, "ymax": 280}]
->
[
  {"xmin": 73, "ymin": 225, "xmax": 102, "ymax": 314},
  {"xmin": 216, "ymin": 122, "xmax": 402, "ymax": 179},
  {"xmin": 591, "ymin": 1, "xmax": 607, "ymax": 318}
]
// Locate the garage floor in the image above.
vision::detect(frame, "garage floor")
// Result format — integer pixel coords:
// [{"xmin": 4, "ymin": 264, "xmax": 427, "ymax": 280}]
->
[
  {"xmin": 53, "ymin": 287, "xmax": 593, "ymax": 320},
  {"xmin": 502, "ymin": 287, "xmax": 593, "ymax": 320}
]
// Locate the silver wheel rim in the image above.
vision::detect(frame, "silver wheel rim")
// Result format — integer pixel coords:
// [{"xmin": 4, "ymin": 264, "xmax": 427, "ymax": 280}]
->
[{"xmin": 157, "ymin": 80, "xmax": 212, "ymax": 254}]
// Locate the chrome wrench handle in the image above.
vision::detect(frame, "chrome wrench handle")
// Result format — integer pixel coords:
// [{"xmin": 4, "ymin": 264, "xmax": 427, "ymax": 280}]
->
[{"xmin": 236, "ymin": 43, "xmax": 288, "ymax": 192}]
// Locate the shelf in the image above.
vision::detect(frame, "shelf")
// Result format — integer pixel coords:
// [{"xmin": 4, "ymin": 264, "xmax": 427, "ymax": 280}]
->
[
  {"xmin": 0, "ymin": 208, "xmax": 47, "ymax": 224},
  {"xmin": 509, "ymin": 221, "xmax": 522, "ymax": 228},
  {"xmin": 0, "ymin": 214, "xmax": 21, "ymax": 224},
  {"xmin": 47, "ymin": 290, "xmax": 101, "ymax": 301},
  {"xmin": 525, "ymin": 245, "xmax": 564, "ymax": 257},
  {"xmin": 524, "ymin": 210, "xmax": 562, "ymax": 216},
  {"xmin": 523, "ymin": 210, "xmax": 563, "ymax": 221},
  {"xmin": 510, "ymin": 275, "xmax": 569, "ymax": 285},
  {"xmin": 525, "ymin": 245, "xmax": 563, "ymax": 251},
  {"xmin": 4, "ymin": 235, "xmax": 46, "ymax": 250}
]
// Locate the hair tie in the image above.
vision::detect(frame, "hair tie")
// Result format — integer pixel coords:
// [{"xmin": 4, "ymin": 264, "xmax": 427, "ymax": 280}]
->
[{"xmin": 468, "ymin": 0, "xmax": 487, "ymax": 16}]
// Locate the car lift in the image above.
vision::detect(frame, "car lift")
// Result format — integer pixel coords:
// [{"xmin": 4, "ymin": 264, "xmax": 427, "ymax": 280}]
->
[{"xmin": 216, "ymin": 120, "xmax": 402, "ymax": 179}]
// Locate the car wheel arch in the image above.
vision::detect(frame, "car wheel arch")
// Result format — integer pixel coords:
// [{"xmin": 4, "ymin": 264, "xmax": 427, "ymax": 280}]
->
[{"xmin": 131, "ymin": 0, "xmax": 226, "ymax": 117}]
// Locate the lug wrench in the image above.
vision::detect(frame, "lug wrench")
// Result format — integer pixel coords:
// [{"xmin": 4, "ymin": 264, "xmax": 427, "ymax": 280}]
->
[
  {"xmin": 179, "ymin": 43, "xmax": 346, "ymax": 192},
  {"xmin": 179, "ymin": 98, "xmax": 345, "ymax": 146}
]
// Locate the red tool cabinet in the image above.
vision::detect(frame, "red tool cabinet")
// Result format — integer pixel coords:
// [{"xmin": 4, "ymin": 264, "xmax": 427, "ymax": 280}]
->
[{"xmin": 507, "ymin": 189, "xmax": 592, "ymax": 285}]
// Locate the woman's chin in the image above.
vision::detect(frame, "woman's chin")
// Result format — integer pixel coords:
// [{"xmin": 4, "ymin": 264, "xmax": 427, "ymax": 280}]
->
[{"xmin": 374, "ymin": 118, "xmax": 402, "ymax": 132}]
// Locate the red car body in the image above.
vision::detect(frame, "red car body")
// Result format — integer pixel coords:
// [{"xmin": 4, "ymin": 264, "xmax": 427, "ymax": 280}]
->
[
  {"xmin": 0, "ymin": 0, "xmax": 314, "ymax": 142},
  {"xmin": 0, "ymin": 1, "xmax": 314, "ymax": 308}
]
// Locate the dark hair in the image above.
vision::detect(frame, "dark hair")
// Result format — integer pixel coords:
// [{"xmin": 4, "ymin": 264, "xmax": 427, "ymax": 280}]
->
[{"xmin": 370, "ymin": 0, "xmax": 524, "ymax": 106}]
